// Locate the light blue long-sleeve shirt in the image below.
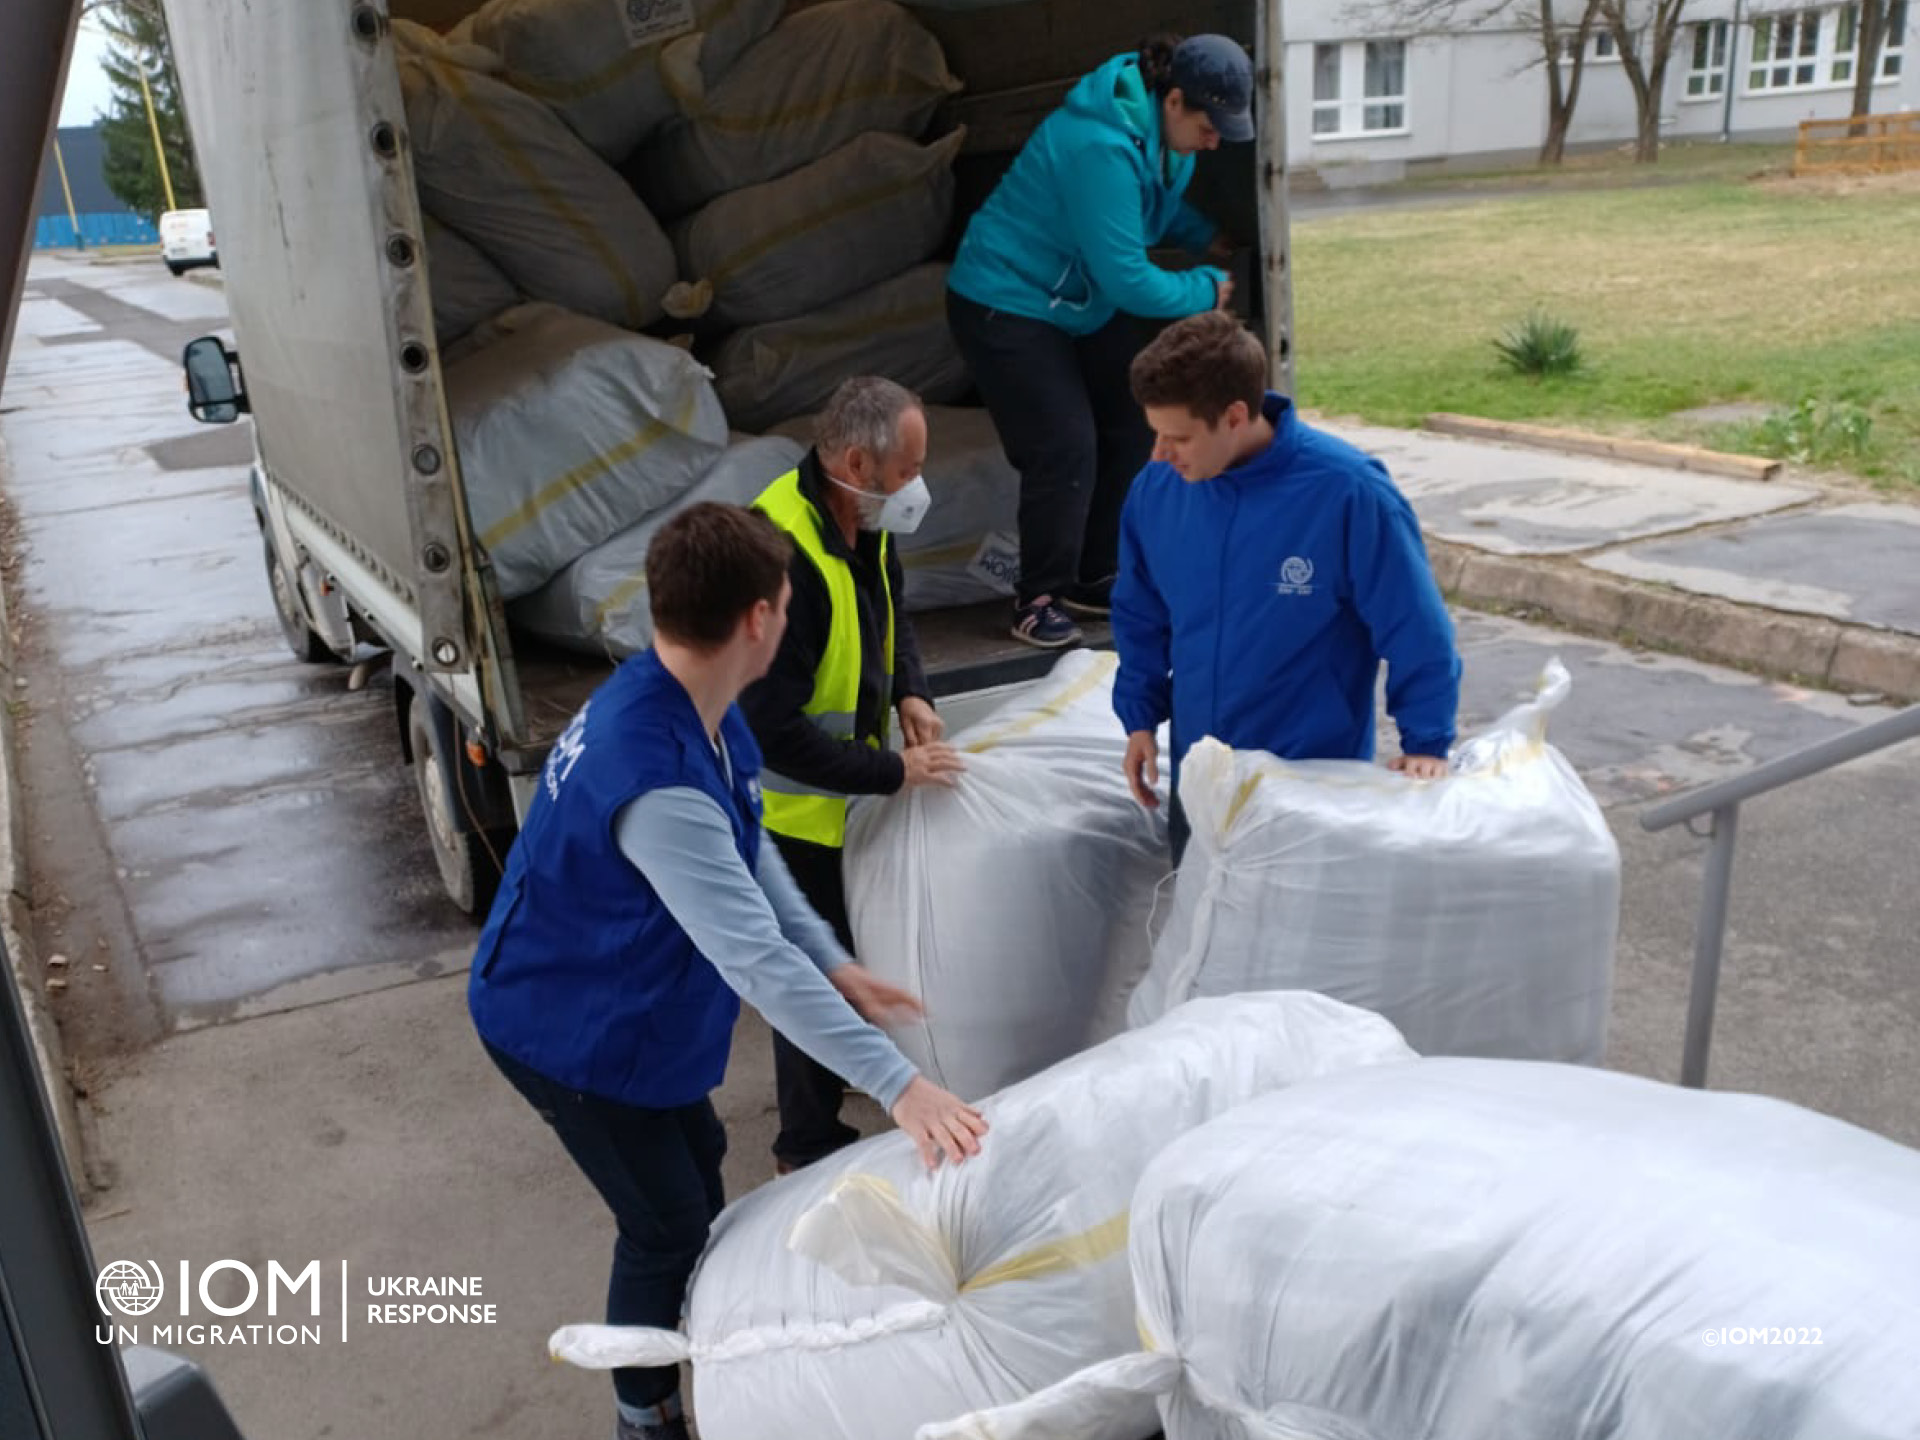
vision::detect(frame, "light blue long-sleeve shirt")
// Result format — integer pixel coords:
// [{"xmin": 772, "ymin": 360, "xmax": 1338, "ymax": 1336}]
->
[{"xmin": 613, "ymin": 786, "xmax": 918, "ymax": 1111}]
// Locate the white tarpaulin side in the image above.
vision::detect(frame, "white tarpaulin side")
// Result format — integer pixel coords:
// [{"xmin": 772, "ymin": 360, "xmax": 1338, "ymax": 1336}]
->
[
  {"xmin": 445, "ymin": 303, "xmax": 728, "ymax": 598},
  {"xmin": 769, "ymin": 405, "xmax": 1019, "ymax": 612},
  {"xmin": 423, "ymin": 215, "xmax": 519, "ymax": 344},
  {"xmin": 395, "ymin": 23, "xmax": 677, "ymax": 330},
  {"xmin": 463, "ymin": 0, "xmax": 783, "ymax": 161},
  {"xmin": 509, "ymin": 435, "xmax": 804, "ymax": 656},
  {"xmin": 929, "ymin": 1058, "xmax": 1920, "ymax": 1440},
  {"xmin": 845, "ymin": 651, "xmax": 1171, "ymax": 1100},
  {"xmin": 674, "ymin": 128, "xmax": 964, "ymax": 330},
  {"xmin": 1131, "ymin": 661, "xmax": 1620, "ymax": 1063},
  {"xmin": 714, "ymin": 263, "xmax": 970, "ymax": 434},
  {"xmin": 549, "ymin": 993, "xmax": 1416, "ymax": 1440},
  {"xmin": 634, "ymin": 0, "xmax": 962, "ymax": 218}
]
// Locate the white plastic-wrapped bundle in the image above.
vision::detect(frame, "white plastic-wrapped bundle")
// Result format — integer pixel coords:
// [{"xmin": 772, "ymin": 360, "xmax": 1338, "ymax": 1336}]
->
[
  {"xmin": 844, "ymin": 650, "xmax": 1168, "ymax": 1100},
  {"xmin": 509, "ymin": 436, "xmax": 804, "ymax": 656},
  {"xmin": 551, "ymin": 993, "xmax": 1416, "ymax": 1440},
  {"xmin": 423, "ymin": 216, "xmax": 519, "ymax": 345},
  {"xmin": 462, "ymin": 0, "xmax": 783, "ymax": 160},
  {"xmin": 714, "ymin": 264, "xmax": 970, "ymax": 433},
  {"xmin": 770, "ymin": 406, "xmax": 1018, "ymax": 611},
  {"xmin": 928, "ymin": 1058, "xmax": 1920, "ymax": 1440},
  {"xmin": 1131, "ymin": 661, "xmax": 1620, "ymax": 1063},
  {"xmin": 445, "ymin": 304, "xmax": 728, "ymax": 598},
  {"xmin": 675, "ymin": 129, "xmax": 964, "ymax": 330},
  {"xmin": 633, "ymin": 0, "xmax": 962, "ymax": 218},
  {"xmin": 395, "ymin": 24, "xmax": 676, "ymax": 330}
]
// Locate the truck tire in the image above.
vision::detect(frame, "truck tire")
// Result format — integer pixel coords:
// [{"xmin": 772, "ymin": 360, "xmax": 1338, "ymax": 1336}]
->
[
  {"xmin": 165, "ymin": 259, "xmax": 185, "ymax": 276},
  {"xmin": 408, "ymin": 693, "xmax": 504, "ymax": 917},
  {"xmin": 263, "ymin": 539, "xmax": 337, "ymax": 664}
]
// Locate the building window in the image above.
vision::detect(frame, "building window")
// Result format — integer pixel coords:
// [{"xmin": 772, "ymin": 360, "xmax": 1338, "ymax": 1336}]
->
[
  {"xmin": 1688, "ymin": 19, "xmax": 1731, "ymax": 94},
  {"xmin": 1749, "ymin": 9, "xmax": 1823, "ymax": 89},
  {"xmin": 1313, "ymin": 38, "xmax": 1409, "ymax": 137},
  {"xmin": 1558, "ymin": 29, "xmax": 1622, "ymax": 62},
  {"xmin": 1883, "ymin": 0, "xmax": 1907, "ymax": 76}
]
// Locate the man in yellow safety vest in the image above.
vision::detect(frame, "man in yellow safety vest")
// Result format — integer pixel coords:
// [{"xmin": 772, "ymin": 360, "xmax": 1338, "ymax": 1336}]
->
[{"xmin": 742, "ymin": 377, "xmax": 968, "ymax": 1172}]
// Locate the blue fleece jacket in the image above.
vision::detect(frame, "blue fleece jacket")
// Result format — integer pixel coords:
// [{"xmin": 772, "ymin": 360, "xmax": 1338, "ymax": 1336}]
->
[
  {"xmin": 1111, "ymin": 395, "xmax": 1461, "ymax": 777},
  {"xmin": 947, "ymin": 52, "xmax": 1225, "ymax": 336}
]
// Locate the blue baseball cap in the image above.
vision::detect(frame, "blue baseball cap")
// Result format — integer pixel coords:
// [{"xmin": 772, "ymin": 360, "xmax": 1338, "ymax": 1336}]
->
[{"xmin": 1172, "ymin": 35, "xmax": 1255, "ymax": 143}]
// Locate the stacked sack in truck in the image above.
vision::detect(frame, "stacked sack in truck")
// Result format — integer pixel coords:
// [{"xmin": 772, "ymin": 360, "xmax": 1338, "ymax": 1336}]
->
[
  {"xmin": 928, "ymin": 1059, "xmax": 1920, "ymax": 1440},
  {"xmin": 394, "ymin": 21, "xmax": 677, "ymax": 338},
  {"xmin": 509, "ymin": 435, "xmax": 805, "ymax": 657},
  {"xmin": 550, "ymin": 993, "xmax": 1417, "ymax": 1440},
  {"xmin": 846, "ymin": 651, "xmax": 1170, "ymax": 1101},
  {"xmin": 771, "ymin": 406, "xmax": 1019, "ymax": 613},
  {"xmin": 1129, "ymin": 660, "xmax": 1621, "ymax": 1064},
  {"xmin": 442, "ymin": 303, "xmax": 727, "ymax": 600},
  {"xmin": 624, "ymin": 0, "xmax": 972, "ymax": 432}
]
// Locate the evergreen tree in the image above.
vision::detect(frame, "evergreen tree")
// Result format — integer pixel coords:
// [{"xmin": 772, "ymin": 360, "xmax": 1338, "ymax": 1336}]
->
[{"xmin": 91, "ymin": 0, "xmax": 204, "ymax": 218}]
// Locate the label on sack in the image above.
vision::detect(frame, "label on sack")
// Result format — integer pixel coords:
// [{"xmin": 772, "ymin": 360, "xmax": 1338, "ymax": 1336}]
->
[
  {"xmin": 966, "ymin": 532, "xmax": 1020, "ymax": 593},
  {"xmin": 619, "ymin": 0, "xmax": 696, "ymax": 48}
]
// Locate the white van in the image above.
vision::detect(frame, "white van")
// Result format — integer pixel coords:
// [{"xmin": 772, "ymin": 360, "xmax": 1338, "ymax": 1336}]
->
[{"xmin": 158, "ymin": 207, "xmax": 217, "ymax": 275}]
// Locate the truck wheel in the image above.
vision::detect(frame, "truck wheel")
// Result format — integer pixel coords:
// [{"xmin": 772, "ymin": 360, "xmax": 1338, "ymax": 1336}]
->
[
  {"xmin": 263, "ymin": 540, "xmax": 336, "ymax": 664},
  {"xmin": 408, "ymin": 694, "xmax": 501, "ymax": 917},
  {"xmin": 165, "ymin": 259, "xmax": 184, "ymax": 276}
]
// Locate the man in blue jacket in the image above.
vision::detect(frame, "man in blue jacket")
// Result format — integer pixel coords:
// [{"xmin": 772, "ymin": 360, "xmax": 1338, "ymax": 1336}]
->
[
  {"xmin": 1111, "ymin": 311, "xmax": 1462, "ymax": 863},
  {"xmin": 469, "ymin": 504, "xmax": 986, "ymax": 1440}
]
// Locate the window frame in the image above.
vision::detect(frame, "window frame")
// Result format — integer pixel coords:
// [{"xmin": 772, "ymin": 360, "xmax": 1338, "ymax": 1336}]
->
[{"xmin": 1311, "ymin": 37, "xmax": 1412, "ymax": 141}]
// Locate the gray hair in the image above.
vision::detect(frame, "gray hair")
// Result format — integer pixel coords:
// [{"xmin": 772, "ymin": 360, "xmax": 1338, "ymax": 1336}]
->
[{"xmin": 815, "ymin": 376, "xmax": 923, "ymax": 463}]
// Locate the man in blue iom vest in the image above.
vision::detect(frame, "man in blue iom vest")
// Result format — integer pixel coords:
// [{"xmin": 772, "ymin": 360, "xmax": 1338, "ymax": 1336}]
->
[
  {"xmin": 469, "ymin": 504, "xmax": 987, "ymax": 1440},
  {"xmin": 742, "ymin": 377, "xmax": 969, "ymax": 1174}
]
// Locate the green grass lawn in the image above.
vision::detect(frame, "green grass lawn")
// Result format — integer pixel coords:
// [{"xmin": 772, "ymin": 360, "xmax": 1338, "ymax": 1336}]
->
[{"xmin": 1290, "ymin": 165, "xmax": 1920, "ymax": 488}]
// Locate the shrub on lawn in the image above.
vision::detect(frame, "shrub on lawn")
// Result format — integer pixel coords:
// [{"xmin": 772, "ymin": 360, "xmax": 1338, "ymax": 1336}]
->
[
  {"xmin": 1493, "ymin": 310, "xmax": 1584, "ymax": 379},
  {"xmin": 1746, "ymin": 397, "xmax": 1875, "ymax": 467}
]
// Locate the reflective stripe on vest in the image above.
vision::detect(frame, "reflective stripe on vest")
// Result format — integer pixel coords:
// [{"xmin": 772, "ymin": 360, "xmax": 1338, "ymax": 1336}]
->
[{"xmin": 752, "ymin": 469, "xmax": 894, "ymax": 849}]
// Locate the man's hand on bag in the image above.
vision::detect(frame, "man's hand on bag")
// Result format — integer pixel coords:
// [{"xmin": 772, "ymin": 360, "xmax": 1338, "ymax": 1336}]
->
[
  {"xmin": 897, "ymin": 695, "xmax": 944, "ymax": 747},
  {"xmin": 1390, "ymin": 753, "xmax": 1449, "ymax": 780},
  {"xmin": 829, "ymin": 963, "xmax": 924, "ymax": 1026},
  {"xmin": 1124, "ymin": 729, "xmax": 1161, "ymax": 809},
  {"xmin": 901, "ymin": 741, "xmax": 966, "ymax": 788},
  {"xmin": 890, "ymin": 1076, "xmax": 988, "ymax": 1170}
]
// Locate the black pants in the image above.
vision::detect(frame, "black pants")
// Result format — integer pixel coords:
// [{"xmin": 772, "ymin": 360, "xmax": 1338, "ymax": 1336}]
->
[
  {"xmin": 769, "ymin": 832, "xmax": 861, "ymax": 1168},
  {"xmin": 947, "ymin": 291, "xmax": 1152, "ymax": 605},
  {"xmin": 484, "ymin": 1042, "xmax": 725, "ymax": 1413}
]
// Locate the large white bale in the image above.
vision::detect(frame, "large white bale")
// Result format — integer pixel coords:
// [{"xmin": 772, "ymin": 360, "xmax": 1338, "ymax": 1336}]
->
[
  {"xmin": 423, "ymin": 215, "xmax": 519, "ymax": 345},
  {"xmin": 395, "ymin": 24, "xmax": 677, "ymax": 330},
  {"xmin": 846, "ymin": 650, "xmax": 1170, "ymax": 1100},
  {"xmin": 445, "ymin": 304, "xmax": 728, "ymax": 598},
  {"xmin": 509, "ymin": 436, "xmax": 805, "ymax": 656},
  {"xmin": 714, "ymin": 263, "xmax": 969, "ymax": 434},
  {"xmin": 929, "ymin": 1058, "xmax": 1920, "ymax": 1440},
  {"xmin": 675, "ymin": 128, "xmax": 963, "ymax": 329},
  {"xmin": 463, "ymin": 0, "xmax": 783, "ymax": 160},
  {"xmin": 1131, "ymin": 660, "xmax": 1621, "ymax": 1064},
  {"xmin": 551, "ymin": 993, "xmax": 1416, "ymax": 1440},
  {"xmin": 768, "ymin": 405, "xmax": 1020, "ymax": 612},
  {"xmin": 633, "ymin": 0, "xmax": 961, "ymax": 218}
]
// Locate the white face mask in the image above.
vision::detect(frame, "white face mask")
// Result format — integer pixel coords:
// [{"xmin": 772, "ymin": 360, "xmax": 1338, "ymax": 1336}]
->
[{"xmin": 829, "ymin": 472, "xmax": 932, "ymax": 535}]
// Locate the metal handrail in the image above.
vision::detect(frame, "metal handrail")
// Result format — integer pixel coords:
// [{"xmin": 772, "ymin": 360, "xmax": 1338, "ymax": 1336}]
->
[{"xmin": 1640, "ymin": 702, "xmax": 1920, "ymax": 1088}]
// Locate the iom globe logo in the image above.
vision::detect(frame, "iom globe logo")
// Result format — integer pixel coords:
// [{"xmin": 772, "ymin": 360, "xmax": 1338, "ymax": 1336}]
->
[{"xmin": 96, "ymin": 1260, "xmax": 165, "ymax": 1318}]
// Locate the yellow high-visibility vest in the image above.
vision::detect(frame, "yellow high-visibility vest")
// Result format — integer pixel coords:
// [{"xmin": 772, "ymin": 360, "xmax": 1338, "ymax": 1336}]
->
[{"xmin": 752, "ymin": 469, "xmax": 894, "ymax": 849}]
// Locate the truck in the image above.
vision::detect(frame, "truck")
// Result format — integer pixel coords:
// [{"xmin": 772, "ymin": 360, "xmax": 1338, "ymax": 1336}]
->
[{"xmin": 9, "ymin": 0, "xmax": 1295, "ymax": 920}]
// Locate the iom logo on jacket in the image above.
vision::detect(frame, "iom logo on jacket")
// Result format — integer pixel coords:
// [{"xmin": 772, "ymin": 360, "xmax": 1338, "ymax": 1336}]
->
[{"xmin": 1276, "ymin": 556, "xmax": 1316, "ymax": 596}]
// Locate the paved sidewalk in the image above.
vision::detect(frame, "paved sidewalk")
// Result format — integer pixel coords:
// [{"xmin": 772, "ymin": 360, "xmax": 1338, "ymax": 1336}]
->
[{"xmin": 1323, "ymin": 418, "xmax": 1920, "ymax": 702}]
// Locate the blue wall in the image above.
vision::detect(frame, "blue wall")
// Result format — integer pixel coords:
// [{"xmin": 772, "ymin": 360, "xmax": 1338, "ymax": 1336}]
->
[
  {"xmin": 34, "ymin": 213, "xmax": 160, "ymax": 249},
  {"xmin": 35, "ymin": 125, "xmax": 159, "ymax": 250}
]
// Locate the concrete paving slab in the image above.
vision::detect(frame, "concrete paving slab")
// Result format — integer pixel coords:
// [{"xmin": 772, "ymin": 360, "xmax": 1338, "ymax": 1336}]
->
[
  {"xmin": 1590, "ymin": 503, "xmax": 1920, "ymax": 636},
  {"xmin": 1322, "ymin": 418, "xmax": 1819, "ymax": 555}
]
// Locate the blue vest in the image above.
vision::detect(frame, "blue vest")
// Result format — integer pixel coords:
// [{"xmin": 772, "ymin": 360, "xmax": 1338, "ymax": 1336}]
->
[{"xmin": 468, "ymin": 650, "xmax": 765, "ymax": 1108}]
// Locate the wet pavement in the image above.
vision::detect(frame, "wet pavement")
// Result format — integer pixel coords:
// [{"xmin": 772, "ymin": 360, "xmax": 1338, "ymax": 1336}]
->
[{"xmin": 5, "ymin": 253, "xmax": 473, "ymax": 1052}]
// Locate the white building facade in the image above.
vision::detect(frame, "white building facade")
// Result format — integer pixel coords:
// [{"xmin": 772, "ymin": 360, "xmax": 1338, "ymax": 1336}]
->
[{"xmin": 1282, "ymin": 0, "xmax": 1917, "ymax": 182}]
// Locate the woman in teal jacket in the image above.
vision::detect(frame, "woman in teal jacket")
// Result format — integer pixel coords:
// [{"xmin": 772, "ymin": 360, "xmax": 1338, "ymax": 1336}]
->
[{"xmin": 947, "ymin": 33, "xmax": 1254, "ymax": 648}]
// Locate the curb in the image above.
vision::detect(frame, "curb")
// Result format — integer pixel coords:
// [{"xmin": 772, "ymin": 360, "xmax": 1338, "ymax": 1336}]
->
[
  {"xmin": 1430, "ymin": 539, "xmax": 1920, "ymax": 702},
  {"xmin": 1424, "ymin": 413, "xmax": 1783, "ymax": 483},
  {"xmin": 0, "ymin": 498, "xmax": 91, "ymax": 1189}
]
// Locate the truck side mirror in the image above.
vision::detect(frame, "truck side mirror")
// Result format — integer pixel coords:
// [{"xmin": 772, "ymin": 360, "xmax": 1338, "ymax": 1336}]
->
[{"xmin": 182, "ymin": 336, "xmax": 248, "ymax": 424}]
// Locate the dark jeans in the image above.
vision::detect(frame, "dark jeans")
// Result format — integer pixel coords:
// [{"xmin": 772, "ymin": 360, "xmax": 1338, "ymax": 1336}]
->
[
  {"xmin": 947, "ymin": 290, "xmax": 1152, "ymax": 605},
  {"xmin": 769, "ymin": 832, "xmax": 860, "ymax": 1168},
  {"xmin": 484, "ymin": 1042, "xmax": 726, "ymax": 1411}
]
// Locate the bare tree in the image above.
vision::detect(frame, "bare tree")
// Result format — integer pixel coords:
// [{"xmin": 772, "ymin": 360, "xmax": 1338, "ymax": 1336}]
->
[
  {"xmin": 1849, "ymin": 0, "xmax": 1896, "ymax": 129},
  {"xmin": 1538, "ymin": 0, "xmax": 1606, "ymax": 163},
  {"xmin": 1596, "ymin": 0, "xmax": 1691, "ymax": 162}
]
